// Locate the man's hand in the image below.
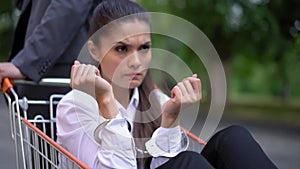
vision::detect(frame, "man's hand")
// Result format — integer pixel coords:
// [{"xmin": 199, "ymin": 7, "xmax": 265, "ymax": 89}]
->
[
  {"xmin": 161, "ymin": 74, "xmax": 202, "ymax": 128},
  {"xmin": 0, "ymin": 62, "xmax": 26, "ymax": 85}
]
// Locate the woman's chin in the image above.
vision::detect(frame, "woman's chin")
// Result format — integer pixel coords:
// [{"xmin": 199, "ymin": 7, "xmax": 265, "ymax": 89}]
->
[
  {"xmin": 112, "ymin": 80, "xmax": 142, "ymax": 89},
  {"xmin": 128, "ymin": 80, "xmax": 142, "ymax": 89}
]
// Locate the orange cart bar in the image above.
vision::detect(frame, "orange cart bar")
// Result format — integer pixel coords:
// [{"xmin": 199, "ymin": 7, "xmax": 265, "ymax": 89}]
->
[
  {"xmin": 1, "ymin": 77, "xmax": 206, "ymax": 169},
  {"xmin": 2, "ymin": 77, "xmax": 90, "ymax": 169}
]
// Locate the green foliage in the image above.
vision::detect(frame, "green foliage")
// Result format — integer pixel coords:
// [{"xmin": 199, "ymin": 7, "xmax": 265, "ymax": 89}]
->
[
  {"xmin": 0, "ymin": 0, "xmax": 299, "ymax": 99},
  {"xmin": 0, "ymin": 0, "xmax": 14, "ymax": 61},
  {"xmin": 137, "ymin": 0, "xmax": 300, "ymax": 99}
]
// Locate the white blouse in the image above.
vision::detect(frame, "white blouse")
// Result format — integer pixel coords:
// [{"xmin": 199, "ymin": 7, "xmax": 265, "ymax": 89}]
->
[{"xmin": 56, "ymin": 88, "xmax": 188, "ymax": 169}]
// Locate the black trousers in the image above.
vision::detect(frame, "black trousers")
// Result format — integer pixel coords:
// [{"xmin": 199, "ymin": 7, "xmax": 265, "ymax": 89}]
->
[{"xmin": 157, "ymin": 125, "xmax": 278, "ymax": 169}]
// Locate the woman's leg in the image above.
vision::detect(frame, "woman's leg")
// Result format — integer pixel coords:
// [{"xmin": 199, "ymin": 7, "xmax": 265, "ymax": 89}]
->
[
  {"xmin": 157, "ymin": 151, "xmax": 214, "ymax": 169},
  {"xmin": 201, "ymin": 125, "xmax": 277, "ymax": 169}
]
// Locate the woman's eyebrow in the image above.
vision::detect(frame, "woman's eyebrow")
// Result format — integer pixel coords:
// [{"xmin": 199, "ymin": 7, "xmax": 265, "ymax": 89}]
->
[
  {"xmin": 142, "ymin": 41, "xmax": 151, "ymax": 45},
  {"xmin": 115, "ymin": 41, "xmax": 129, "ymax": 45},
  {"xmin": 114, "ymin": 41, "xmax": 151, "ymax": 47},
  {"xmin": 114, "ymin": 41, "xmax": 132, "ymax": 48},
  {"xmin": 113, "ymin": 41, "xmax": 129, "ymax": 46},
  {"xmin": 137, "ymin": 41, "xmax": 152, "ymax": 48}
]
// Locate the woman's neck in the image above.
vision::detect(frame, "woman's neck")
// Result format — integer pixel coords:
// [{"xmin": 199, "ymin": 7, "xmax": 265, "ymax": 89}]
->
[{"xmin": 112, "ymin": 85, "xmax": 131, "ymax": 109}]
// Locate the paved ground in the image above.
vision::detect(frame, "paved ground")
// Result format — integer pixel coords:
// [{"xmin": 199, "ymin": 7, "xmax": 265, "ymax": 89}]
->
[
  {"xmin": 1, "ymin": 93, "xmax": 299, "ymax": 168},
  {"xmin": 0, "ymin": 94, "xmax": 16, "ymax": 168}
]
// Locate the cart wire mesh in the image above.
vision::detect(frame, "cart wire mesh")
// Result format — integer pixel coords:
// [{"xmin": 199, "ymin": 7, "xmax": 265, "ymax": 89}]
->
[
  {"xmin": 2, "ymin": 77, "xmax": 207, "ymax": 169},
  {"xmin": 2, "ymin": 78, "xmax": 90, "ymax": 169}
]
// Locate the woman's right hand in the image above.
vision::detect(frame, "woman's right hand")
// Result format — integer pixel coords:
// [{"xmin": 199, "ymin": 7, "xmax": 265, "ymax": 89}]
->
[
  {"xmin": 161, "ymin": 74, "xmax": 202, "ymax": 128},
  {"xmin": 71, "ymin": 60, "xmax": 118, "ymax": 119},
  {"xmin": 71, "ymin": 60, "xmax": 111, "ymax": 98}
]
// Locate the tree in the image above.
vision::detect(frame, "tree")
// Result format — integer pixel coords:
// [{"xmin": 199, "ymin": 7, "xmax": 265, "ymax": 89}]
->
[
  {"xmin": 0, "ymin": 0, "xmax": 14, "ymax": 61},
  {"xmin": 138, "ymin": 0, "xmax": 300, "ymax": 100}
]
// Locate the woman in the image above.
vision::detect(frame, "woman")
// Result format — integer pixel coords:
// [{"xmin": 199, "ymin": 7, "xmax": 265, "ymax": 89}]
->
[{"xmin": 56, "ymin": 0, "xmax": 277, "ymax": 168}]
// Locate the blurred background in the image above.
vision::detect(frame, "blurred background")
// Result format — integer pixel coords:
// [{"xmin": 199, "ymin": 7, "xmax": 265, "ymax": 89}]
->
[
  {"xmin": 1, "ymin": 0, "xmax": 299, "ymax": 126},
  {"xmin": 1, "ymin": 0, "xmax": 299, "ymax": 168},
  {"xmin": 135, "ymin": 0, "xmax": 300, "ymax": 126}
]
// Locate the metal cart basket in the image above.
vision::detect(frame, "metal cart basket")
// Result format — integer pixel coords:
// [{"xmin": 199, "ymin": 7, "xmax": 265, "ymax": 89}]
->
[
  {"xmin": 2, "ymin": 77, "xmax": 89, "ymax": 169},
  {"xmin": 1, "ymin": 77, "xmax": 206, "ymax": 169}
]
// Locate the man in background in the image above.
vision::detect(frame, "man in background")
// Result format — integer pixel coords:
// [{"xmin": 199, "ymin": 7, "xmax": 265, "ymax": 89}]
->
[
  {"xmin": 0, "ymin": 0, "xmax": 98, "ymax": 100},
  {"xmin": 0, "ymin": 0, "xmax": 102, "ymax": 130}
]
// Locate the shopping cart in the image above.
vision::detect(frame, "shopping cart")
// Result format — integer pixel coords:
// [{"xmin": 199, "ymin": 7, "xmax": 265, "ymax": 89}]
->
[
  {"xmin": 1, "ymin": 77, "xmax": 206, "ymax": 169},
  {"xmin": 2, "ymin": 77, "xmax": 90, "ymax": 169}
]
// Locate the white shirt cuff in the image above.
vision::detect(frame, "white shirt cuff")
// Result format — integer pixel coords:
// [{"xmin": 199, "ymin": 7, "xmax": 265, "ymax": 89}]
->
[
  {"xmin": 94, "ymin": 115, "xmax": 136, "ymax": 157},
  {"xmin": 145, "ymin": 126, "xmax": 188, "ymax": 157}
]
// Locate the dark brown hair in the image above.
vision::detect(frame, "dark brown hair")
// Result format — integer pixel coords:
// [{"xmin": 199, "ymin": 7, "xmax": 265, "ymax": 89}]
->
[
  {"xmin": 89, "ymin": 1, "xmax": 161, "ymax": 168},
  {"xmin": 89, "ymin": 0, "xmax": 151, "ymax": 44}
]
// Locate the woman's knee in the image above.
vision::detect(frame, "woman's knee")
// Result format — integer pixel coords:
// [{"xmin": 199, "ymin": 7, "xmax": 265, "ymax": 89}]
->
[
  {"xmin": 206, "ymin": 125, "xmax": 254, "ymax": 149},
  {"xmin": 221, "ymin": 125, "xmax": 251, "ymax": 139}
]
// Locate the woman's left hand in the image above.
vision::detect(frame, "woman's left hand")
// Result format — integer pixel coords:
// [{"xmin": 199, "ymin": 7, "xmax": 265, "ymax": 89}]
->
[{"xmin": 161, "ymin": 74, "xmax": 202, "ymax": 128}]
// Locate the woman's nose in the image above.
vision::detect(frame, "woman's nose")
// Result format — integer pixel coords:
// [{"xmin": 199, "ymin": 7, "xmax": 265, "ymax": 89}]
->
[{"xmin": 128, "ymin": 52, "xmax": 141, "ymax": 69}]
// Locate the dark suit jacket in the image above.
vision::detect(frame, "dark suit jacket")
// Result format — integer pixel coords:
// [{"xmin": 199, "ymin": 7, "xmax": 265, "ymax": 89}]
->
[
  {"xmin": 9, "ymin": 0, "xmax": 99, "ymax": 100},
  {"xmin": 11, "ymin": 0, "xmax": 95, "ymax": 82}
]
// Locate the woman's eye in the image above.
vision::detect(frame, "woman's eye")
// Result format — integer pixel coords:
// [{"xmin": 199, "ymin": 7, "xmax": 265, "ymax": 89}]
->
[
  {"xmin": 115, "ymin": 45, "xmax": 128, "ymax": 53},
  {"xmin": 139, "ymin": 44, "xmax": 150, "ymax": 52}
]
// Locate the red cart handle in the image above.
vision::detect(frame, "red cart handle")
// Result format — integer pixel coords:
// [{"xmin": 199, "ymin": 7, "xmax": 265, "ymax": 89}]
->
[
  {"xmin": 1, "ymin": 77, "xmax": 14, "ymax": 93},
  {"xmin": 181, "ymin": 126, "xmax": 207, "ymax": 146}
]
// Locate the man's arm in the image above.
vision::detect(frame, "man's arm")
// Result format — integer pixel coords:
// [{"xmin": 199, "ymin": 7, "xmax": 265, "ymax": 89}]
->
[{"xmin": 12, "ymin": 0, "xmax": 94, "ymax": 82}]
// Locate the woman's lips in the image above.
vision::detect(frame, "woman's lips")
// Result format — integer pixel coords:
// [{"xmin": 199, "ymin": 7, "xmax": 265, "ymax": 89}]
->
[{"xmin": 125, "ymin": 72, "xmax": 143, "ymax": 78}]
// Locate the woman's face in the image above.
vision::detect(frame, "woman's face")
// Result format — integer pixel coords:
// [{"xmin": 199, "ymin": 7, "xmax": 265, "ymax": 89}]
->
[{"xmin": 91, "ymin": 21, "xmax": 151, "ymax": 89}]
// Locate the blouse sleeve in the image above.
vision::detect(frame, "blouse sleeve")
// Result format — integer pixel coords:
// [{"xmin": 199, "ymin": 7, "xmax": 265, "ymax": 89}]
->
[
  {"xmin": 145, "ymin": 90, "xmax": 189, "ymax": 168},
  {"xmin": 56, "ymin": 89, "xmax": 137, "ymax": 169}
]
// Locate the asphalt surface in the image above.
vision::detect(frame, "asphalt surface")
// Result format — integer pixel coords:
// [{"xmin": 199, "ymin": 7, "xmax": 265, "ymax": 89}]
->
[
  {"xmin": 0, "ymin": 93, "xmax": 16, "ymax": 169},
  {"xmin": 1, "ymin": 93, "xmax": 299, "ymax": 168}
]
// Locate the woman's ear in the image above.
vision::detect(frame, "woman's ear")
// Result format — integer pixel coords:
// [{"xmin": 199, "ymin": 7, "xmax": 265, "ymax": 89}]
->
[{"xmin": 88, "ymin": 40, "xmax": 100, "ymax": 61}]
